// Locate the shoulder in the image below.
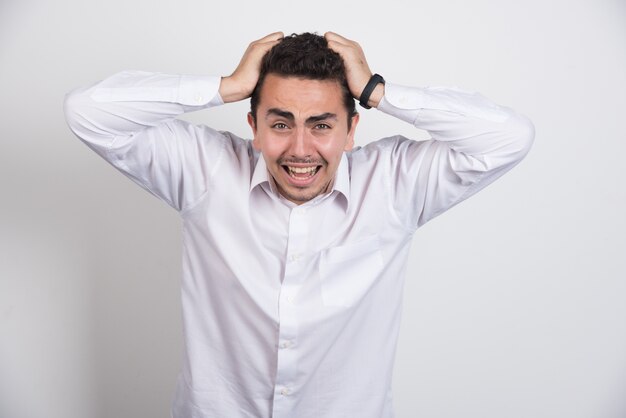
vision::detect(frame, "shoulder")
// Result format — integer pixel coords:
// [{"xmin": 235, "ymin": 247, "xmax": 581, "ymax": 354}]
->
[
  {"xmin": 350, "ymin": 136, "xmax": 400, "ymax": 156},
  {"xmin": 345, "ymin": 137, "xmax": 401, "ymax": 176},
  {"xmin": 166, "ymin": 119, "xmax": 257, "ymax": 169},
  {"xmin": 167, "ymin": 119, "xmax": 252, "ymax": 152},
  {"xmin": 348, "ymin": 135, "xmax": 428, "ymax": 161}
]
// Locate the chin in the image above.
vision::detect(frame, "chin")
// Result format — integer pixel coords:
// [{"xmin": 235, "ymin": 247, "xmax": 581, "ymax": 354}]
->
[{"xmin": 279, "ymin": 182, "xmax": 328, "ymax": 204}]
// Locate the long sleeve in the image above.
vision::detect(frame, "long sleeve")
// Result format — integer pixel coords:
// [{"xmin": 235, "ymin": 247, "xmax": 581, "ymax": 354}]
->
[
  {"xmin": 376, "ymin": 82, "xmax": 535, "ymax": 230},
  {"xmin": 63, "ymin": 70, "xmax": 227, "ymax": 212}
]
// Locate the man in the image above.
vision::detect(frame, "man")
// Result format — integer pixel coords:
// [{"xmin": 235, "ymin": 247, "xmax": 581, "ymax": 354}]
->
[{"xmin": 64, "ymin": 32, "xmax": 534, "ymax": 418}]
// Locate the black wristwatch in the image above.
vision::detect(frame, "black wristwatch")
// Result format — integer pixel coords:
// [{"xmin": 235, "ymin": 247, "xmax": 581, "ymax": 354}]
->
[{"xmin": 359, "ymin": 74, "xmax": 385, "ymax": 109}]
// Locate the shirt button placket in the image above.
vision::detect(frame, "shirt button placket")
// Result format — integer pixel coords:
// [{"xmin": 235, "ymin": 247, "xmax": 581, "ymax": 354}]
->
[{"xmin": 272, "ymin": 207, "xmax": 309, "ymax": 418}]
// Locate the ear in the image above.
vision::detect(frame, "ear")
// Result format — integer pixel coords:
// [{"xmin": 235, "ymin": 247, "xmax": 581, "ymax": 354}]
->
[
  {"xmin": 344, "ymin": 112, "xmax": 360, "ymax": 151},
  {"xmin": 247, "ymin": 112, "xmax": 261, "ymax": 151}
]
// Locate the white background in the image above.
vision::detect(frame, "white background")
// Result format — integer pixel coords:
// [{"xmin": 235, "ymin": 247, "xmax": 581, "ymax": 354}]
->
[{"xmin": 1, "ymin": 0, "xmax": 625, "ymax": 417}]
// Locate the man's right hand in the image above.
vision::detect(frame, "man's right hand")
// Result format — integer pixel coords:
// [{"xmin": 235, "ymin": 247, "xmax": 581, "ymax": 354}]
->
[{"xmin": 219, "ymin": 32, "xmax": 284, "ymax": 103}]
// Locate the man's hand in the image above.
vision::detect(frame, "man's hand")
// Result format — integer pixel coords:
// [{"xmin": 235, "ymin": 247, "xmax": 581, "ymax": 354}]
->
[
  {"xmin": 324, "ymin": 32, "xmax": 384, "ymax": 108},
  {"xmin": 219, "ymin": 32, "xmax": 284, "ymax": 103}
]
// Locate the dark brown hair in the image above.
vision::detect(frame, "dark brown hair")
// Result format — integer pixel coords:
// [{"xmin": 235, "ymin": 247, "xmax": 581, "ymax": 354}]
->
[{"xmin": 249, "ymin": 32, "xmax": 357, "ymax": 128}]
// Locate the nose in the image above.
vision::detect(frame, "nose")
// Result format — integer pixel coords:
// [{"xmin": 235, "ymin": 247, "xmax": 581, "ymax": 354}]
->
[{"xmin": 288, "ymin": 128, "xmax": 314, "ymax": 159}]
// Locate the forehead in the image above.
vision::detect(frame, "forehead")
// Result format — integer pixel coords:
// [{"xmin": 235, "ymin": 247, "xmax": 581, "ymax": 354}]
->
[{"xmin": 259, "ymin": 74, "xmax": 346, "ymax": 117}]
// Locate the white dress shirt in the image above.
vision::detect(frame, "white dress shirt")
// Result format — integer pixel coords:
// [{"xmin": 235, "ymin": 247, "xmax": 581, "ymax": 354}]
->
[{"xmin": 64, "ymin": 71, "xmax": 534, "ymax": 418}]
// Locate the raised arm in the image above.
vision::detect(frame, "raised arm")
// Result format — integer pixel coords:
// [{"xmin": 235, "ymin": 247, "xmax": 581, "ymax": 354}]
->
[
  {"xmin": 326, "ymin": 32, "xmax": 535, "ymax": 229},
  {"xmin": 63, "ymin": 32, "xmax": 283, "ymax": 212}
]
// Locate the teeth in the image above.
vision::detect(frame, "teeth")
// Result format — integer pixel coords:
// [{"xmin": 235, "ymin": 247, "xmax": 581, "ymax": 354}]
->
[{"xmin": 288, "ymin": 166, "xmax": 317, "ymax": 174}]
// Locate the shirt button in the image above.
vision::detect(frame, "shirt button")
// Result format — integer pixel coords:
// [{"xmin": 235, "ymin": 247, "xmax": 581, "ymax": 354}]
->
[
  {"xmin": 280, "ymin": 340, "xmax": 292, "ymax": 349},
  {"xmin": 195, "ymin": 94, "xmax": 203, "ymax": 103},
  {"xmin": 286, "ymin": 295, "xmax": 295, "ymax": 303},
  {"xmin": 280, "ymin": 388, "xmax": 290, "ymax": 396}
]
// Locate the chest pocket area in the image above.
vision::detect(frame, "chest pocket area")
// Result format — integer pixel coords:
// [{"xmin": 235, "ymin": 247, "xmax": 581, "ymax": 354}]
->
[{"xmin": 319, "ymin": 235, "xmax": 385, "ymax": 308}]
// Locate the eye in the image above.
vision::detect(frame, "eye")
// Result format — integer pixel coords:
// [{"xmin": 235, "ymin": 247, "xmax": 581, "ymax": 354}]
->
[
  {"xmin": 314, "ymin": 123, "xmax": 331, "ymax": 130},
  {"xmin": 272, "ymin": 122, "xmax": 289, "ymax": 130}
]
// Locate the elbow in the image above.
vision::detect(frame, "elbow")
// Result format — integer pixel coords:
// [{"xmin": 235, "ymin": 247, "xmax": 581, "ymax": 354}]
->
[
  {"xmin": 63, "ymin": 86, "xmax": 101, "ymax": 145},
  {"xmin": 63, "ymin": 83, "xmax": 121, "ymax": 160},
  {"xmin": 63, "ymin": 86, "xmax": 110, "ymax": 158},
  {"xmin": 63, "ymin": 87, "xmax": 88, "ymax": 135},
  {"xmin": 506, "ymin": 112, "xmax": 535, "ymax": 161}
]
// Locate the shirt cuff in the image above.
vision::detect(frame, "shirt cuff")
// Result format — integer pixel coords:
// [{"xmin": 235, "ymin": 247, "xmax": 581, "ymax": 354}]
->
[
  {"xmin": 178, "ymin": 74, "xmax": 223, "ymax": 107},
  {"xmin": 376, "ymin": 82, "xmax": 428, "ymax": 125},
  {"xmin": 90, "ymin": 71, "xmax": 223, "ymax": 108}
]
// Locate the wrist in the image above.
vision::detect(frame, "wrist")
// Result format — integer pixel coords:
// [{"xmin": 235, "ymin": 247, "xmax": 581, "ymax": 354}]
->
[
  {"xmin": 219, "ymin": 76, "xmax": 248, "ymax": 103},
  {"xmin": 358, "ymin": 74, "xmax": 385, "ymax": 109},
  {"xmin": 368, "ymin": 84, "xmax": 384, "ymax": 108}
]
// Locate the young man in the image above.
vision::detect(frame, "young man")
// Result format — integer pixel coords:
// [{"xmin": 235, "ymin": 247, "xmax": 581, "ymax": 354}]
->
[{"xmin": 64, "ymin": 32, "xmax": 534, "ymax": 418}]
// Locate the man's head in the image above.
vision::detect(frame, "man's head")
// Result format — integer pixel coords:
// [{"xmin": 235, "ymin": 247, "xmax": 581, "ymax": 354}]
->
[{"xmin": 247, "ymin": 33, "xmax": 359, "ymax": 205}]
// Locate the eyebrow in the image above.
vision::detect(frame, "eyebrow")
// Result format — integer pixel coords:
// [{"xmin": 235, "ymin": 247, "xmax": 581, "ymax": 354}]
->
[
  {"xmin": 265, "ymin": 108, "xmax": 338, "ymax": 124},
  {"xmin": 306, "ymin": 112, "xmax": 338, "ymax": 124}
]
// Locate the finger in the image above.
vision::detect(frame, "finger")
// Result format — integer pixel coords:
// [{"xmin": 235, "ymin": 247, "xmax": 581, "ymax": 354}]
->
[
  {"xmin": 245, "ymin": 35, "xmax": 282, "ymax": 60},
  {"xmin": 325, "ymin": 39, "xmax": 353, "ymax": 60},
  {"xmin": 252, "ymin": 38, "xmax": 282, "ymax": 57},
  {"xmin": 324, "ymin": 31, "xmax": 353, "ymax": 46},
  {"xmin": 255, "ymin": 31, "xmax": 284, "ymax": 44}
]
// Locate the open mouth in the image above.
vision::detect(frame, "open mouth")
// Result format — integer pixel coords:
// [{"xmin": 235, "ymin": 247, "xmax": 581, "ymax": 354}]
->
[
  {"xmin": 282, "ymin": 165, "xmax": 322, "ymax": 179},
  {"xmin": 280, "ymin": 164, "xmax": 323, "ymax": 186}
]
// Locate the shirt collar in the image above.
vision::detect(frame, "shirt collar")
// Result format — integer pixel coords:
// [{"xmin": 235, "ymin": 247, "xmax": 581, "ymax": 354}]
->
[
  {"xmin": 250, "ymin": 152, "xmax": 273, "ymax": 193},
  {"xmin": 332, "ymin": 153, "xmax": 350, "ymax": 210},
  {"xmin": 250, "ymin": 152, "xmax": 350, "ymax": 211}
]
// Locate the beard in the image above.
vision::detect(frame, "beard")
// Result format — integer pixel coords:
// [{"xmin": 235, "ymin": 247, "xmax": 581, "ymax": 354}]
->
[{"xmin": 274, "ymin": 176, "xmax": 333, "ymax": 204}]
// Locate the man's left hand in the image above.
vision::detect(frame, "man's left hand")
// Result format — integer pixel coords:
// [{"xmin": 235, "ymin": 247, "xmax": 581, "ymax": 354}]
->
[{"xmin": 324, "ymin": 32, "xmax": 384, "ymax": 108}]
